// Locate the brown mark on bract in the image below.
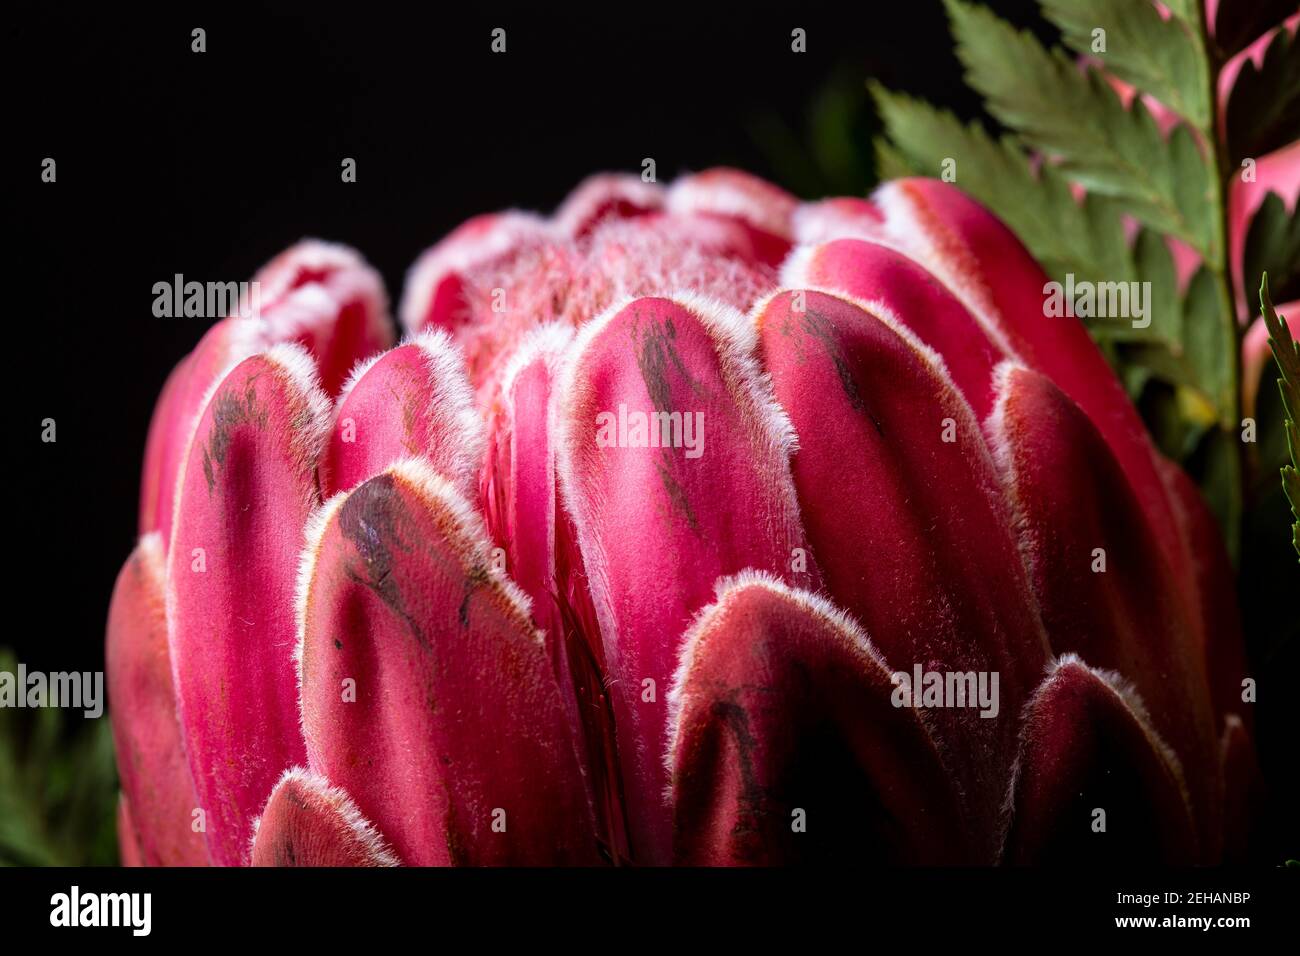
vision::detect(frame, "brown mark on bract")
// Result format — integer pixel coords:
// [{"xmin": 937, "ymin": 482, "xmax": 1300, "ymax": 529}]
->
[
  {"xmin": 443, "ymin": 798, "xmax": 472, "ymax": 866},
  {"xmin": 458, "ymin": 565, "xmax": 491, "ymax": 630},
  {"xmin": 655, "ymin": 454, "xmax": 699, "ymax": 533},
  {"xmin": 338, "ymin": 475, "xmax": 426, "ymax": 646},
  {"xmin": 633, "ymin": 312, "xmax": 696, "ymax": 411},
  {"xmin": 632, "ymin": 309, "xmax": 705, "ymax": 526},
  {"xmin": 799, "ymin": 308, "xmax": 884, "ymax": 437},
  {"xmin": 679, "ymin": 698, "xmax": 765, "ymax": 852},
  {"xmin": 202, "ymin": 375, "xmax": 269, "ymax": 494},
  {"xmin": 392, "ymin": 382, "xmax": 422, "ymax": 456}
]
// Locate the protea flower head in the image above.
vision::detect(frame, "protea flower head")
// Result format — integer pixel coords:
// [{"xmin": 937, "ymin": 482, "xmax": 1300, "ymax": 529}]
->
[{"xmin": 107, "ymin": 168, "xmax": 1256, "ymax": 867}]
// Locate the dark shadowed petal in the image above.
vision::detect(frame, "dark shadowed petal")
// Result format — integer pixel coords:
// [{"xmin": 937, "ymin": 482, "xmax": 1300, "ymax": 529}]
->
[
  {"xmin": 1004, "ymin": 656, "xmax": 1198, "ymax": 865},
  {"xmin": 988, "ymin": 365, "xmax": 1220, "ymax": 859},
  {"xmin": 1219, "ymin": 714, "xmax": 1265, "ymax": 863},
  {"xmin": 668, "ymin": 573, "xmax": 974, "ymax": 865},
  {"xmin": 755, "ymin": 288, "xmax": 1050, "ymax": 859},
  {"xmin": 1158, "ymin": 455, "xmax": 1251, "ymax": 732}
]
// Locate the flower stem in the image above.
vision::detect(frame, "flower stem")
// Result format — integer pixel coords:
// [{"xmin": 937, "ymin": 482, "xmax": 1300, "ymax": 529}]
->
[{"xmin": 1196, "ymin": 0, "xmax": 1244, "ymax": 563}]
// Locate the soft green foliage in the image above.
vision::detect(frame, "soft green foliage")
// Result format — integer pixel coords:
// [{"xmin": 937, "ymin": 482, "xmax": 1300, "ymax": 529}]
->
[
  {"xmin": 1041, "ymin": 0, "xmax": 1211, "ymax": 130},
  {"xmin": 945, "ymin": 0, "xmax": 1215, "ymax": 255},
  {"xmin": 874, "ymin": 0, "xmax": 1298, "ymax": 560},
  {"xmin": 0, "ymin": 648, "xmax": 119, "ymax": 866}
]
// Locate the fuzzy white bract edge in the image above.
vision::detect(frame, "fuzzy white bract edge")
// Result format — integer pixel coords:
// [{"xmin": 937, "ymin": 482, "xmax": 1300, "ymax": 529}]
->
[
  {"xmin": 499, "ymin": 323, "xmax": 576, "ymax": 401},
  {"xmin": 387, "ymin": 455, "xmax": 537, "ymax": 634},
  {"xmin": 662, "ymin": 570, "xmax": 892, "ymax": 792},
  {"xmin": 553, "ymin": 174, "xmax": 665, "ymax": 237},
  {"xmin": 327, "ymin": 330, "xmax": 486, "ymax": 497},
  {"xmin": 997, "ymin": 653, "xmax": 1194, "ymax": 862},
  {"xmin": 248, "ymin": 766, "xmax": 401, "ymax": 867},
  {"xmin": 262, "ymin": 342, "xmax": 334, "ymax": 478},
  {"xmin": 398, "ymin": 211, "xmax": 554, "ymax": 335},
  {"xmin": 666, "ymin": 171, "xmax": 796, "ymax": 239},
  {"xmin": 869, "ymin": 182, "xmax": 1021, "ymax": 360}
]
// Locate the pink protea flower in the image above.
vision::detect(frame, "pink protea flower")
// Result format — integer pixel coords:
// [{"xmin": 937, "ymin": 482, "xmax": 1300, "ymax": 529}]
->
[{"xmin": 108, "ymin": 169, "xmax": 1254, "ymax": 867}]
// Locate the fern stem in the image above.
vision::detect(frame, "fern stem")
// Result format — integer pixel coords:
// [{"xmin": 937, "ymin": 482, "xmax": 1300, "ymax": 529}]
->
[{"xmin": 1196, "ymin": 0, "xmax": 1244, "ymax": 563}]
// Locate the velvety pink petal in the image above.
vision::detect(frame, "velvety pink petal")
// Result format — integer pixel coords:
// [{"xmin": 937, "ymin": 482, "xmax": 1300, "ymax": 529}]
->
[
  {"xmin": 297, "ymin": 459, "xmax": 600, "ymax": 866},
  {"xmin": 781, "ymin": 239, "xmax": 1007, "ymax": 416},
  {"xmin": 666, "ymin": 168, "xmax": 796, "ymax": 266},
  {"xmin": 106, "ymin": 532, "xmax": 208, "ymax": 866},
  {"xmin": 554, "ymin": 294, "xmax": 817, "ymax": 864},
  {"xmin": 792, "ymin": 196, "xmax": 885, "ymax": 244},
  {"xmin": 483, "ymin": 325, "xmax": 625, "ymax": 856},
  {"xmin": 1004, "ymin": 656, "xmax": 1198, "ymax": 864},
  {"xmin": 138, "ymin": 356, "xmax": 190, "ymax": 536},
  {"xmin": 755, "ymin": 289, "xmax": 1049, "ymax": 857},
  {"xmin": 578, "ymin": 214, "xmax": 776, "ymax": 311},
  {"xmin": 425, "ymin": 223, "xmax": 575, "ymax": 396},
  {"xmin": 668, "ymin": 573, "xmax": 974, "ymax": 865},
  {"xmin": 167, "ymin": 344, "xmax": 329, "ymax": 866},
  {"xmin": 254, "ymin": 240, "xmax": 394, "ymax": 396},
  {"xmin": 399, "ymin": 189, "xmax": 781, "ymax": 400},
  {"xmin": 988, "ymin": 364, "xmax": 1219, "ymax": 859},
  {"xmin": 399, "ymin": 212, "xmax": 567, "ymax": 340},
  {"xmin": 250, "ymin": 769, "xmax": 399, "ymax": 867},
  {"xmin": 322, "ymin": 330, "xmax": 483, "ymax": 498},
  {"xmin": 554, "ymin": 173, "xmax": 665, "ymax": 240},
  {"xmin": 485, "ymin": 326, "xmax": 574, "ymax": 634},
  {"xmin": 153, "ymin": 317, "xmax": 264, "ymax": 547}
]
